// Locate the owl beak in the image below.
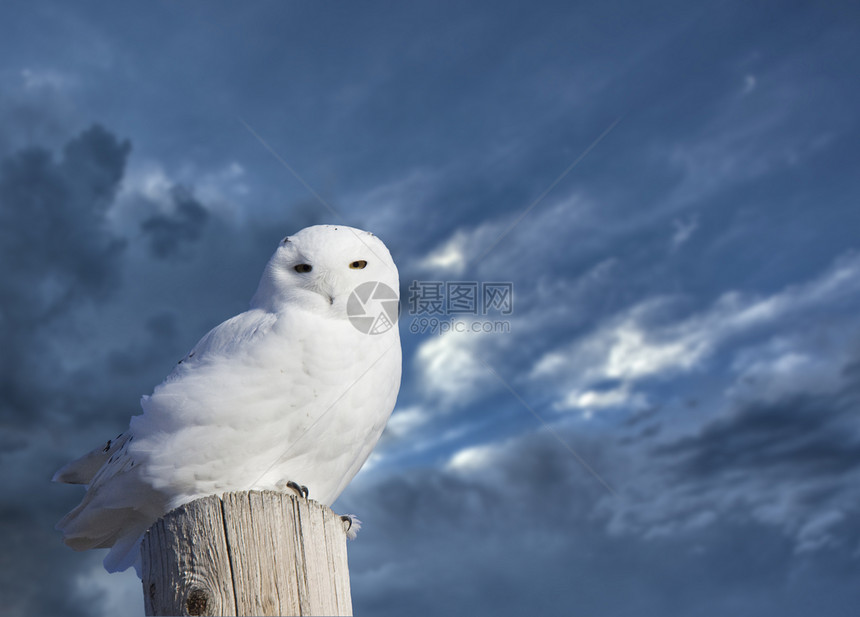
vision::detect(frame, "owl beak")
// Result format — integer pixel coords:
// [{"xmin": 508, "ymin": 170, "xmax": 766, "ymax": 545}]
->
[
  {"xmin": 310, "ymin": 287, "xmax": 334, "ymax": 305},
  {"xmin": 311, "ymin": 274, "xmax": 336, "ymax": 306}
]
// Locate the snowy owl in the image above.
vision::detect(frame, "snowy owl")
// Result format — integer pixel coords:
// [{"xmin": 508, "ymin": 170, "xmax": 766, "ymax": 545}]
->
[{"xmin": 53, "ymin": 225, "xmax": 402, "ymax": 573}]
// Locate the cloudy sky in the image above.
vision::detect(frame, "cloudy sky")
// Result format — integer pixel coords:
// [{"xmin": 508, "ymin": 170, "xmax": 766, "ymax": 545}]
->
[{"xmin": 2, "ymin": 1, "xmax": 859, "ymax": 615}]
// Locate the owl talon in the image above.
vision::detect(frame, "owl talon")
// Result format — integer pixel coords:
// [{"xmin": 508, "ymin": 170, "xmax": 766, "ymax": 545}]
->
[
  {"xmin": 340, "ymin": 514, "xmax": 362, "ymax": 539},
  {"xmin": 284, "ymin": 480, "xmax": 309, "ymax": 498}
]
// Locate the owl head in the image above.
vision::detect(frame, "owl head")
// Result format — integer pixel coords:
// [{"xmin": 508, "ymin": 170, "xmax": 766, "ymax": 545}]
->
[{"xmin": 251, "ymin": 225, "xmax": 399, "ymax": 320}]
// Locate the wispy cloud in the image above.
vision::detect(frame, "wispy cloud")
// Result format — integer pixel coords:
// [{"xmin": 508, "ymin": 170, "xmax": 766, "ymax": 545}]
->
[
  {"xmin": 20, "ymin": 68, "xmax": 77, "ymax": 91},
  {"xmin": 414, "ymin": 330, "xmax": 495, "ymax": 408},
  {"xmin": 670, "ymin": 216, "xmax": 698, "ymax": 250},
  {"xmin": 532, "ymin": 251, "xmax": 860, "ymax": 412},
  {"xmin": 382, "ymin": 405, "xmax": 432, "ymax": 441},
  {"xmin": 111, "ymin": 159, "xmax": 250, "ymax": 232}
]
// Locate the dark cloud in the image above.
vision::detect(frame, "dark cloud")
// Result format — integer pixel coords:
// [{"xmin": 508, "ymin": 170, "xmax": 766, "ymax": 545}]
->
[
  {"xmin": 107, "ymin": 312, "xmax": 180, "ymax": 377},
  {"xmin": 0, "ymin": 124, "xmax": 130, "ymax": 428},
  {"xmin": 659, "ymin": 392, "xmax": 860, "ymax": 479},
  {"xmin": 0, "ymin": 71, "xmax": 81, "ymax": 158},
  {"xmin": 656, "ymin": 354, "xmax": 860, "ymax": 485},
  {"xmin": 0, "ymin": 125, "xmax": 129, "ymax": 304},
  {"xmin": 583, "ymin": 349, "xmax": 860, "ymax": 557},
  {"xmin": 140, "ymin": 185, "xmax": 208, "ymax": 259},
  {"xmin": 0, "ymin": 506, "xmax": 96, "ymax": 617},
  {"xmin": 342, "ymin": 426, "xmax": 860, "ymax": 617}
]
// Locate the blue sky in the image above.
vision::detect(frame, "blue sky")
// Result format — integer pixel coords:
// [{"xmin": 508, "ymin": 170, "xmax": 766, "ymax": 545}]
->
[{"xmin": 1, "ymin": 1, "xmax": 860, "ymax": 615}]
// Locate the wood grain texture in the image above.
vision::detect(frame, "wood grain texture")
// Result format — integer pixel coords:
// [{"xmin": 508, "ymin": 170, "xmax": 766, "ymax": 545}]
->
[{"xmin": 141, "ymin": 491, "xmax": 352, "ymax": 616}]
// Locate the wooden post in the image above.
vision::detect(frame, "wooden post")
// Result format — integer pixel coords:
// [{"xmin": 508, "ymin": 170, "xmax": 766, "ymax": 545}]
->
[{"xmin": 140, "ymin": 491, "xmax": 353, "ymax": 616}]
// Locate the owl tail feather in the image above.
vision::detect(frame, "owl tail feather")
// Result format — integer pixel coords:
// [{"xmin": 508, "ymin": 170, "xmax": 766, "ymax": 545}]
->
[{"xmin": 54, "ymin": 433, "xmax": 162, "ymax": 574}]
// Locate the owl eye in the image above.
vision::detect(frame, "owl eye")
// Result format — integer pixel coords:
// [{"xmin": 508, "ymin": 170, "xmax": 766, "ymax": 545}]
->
[
  {"xmin": 349, "ymin": 260, "xmax": 368, "ymax": 269},
  {"xmin": 294, "ymin": 264, "xmax": 313, "ymax": 273}
]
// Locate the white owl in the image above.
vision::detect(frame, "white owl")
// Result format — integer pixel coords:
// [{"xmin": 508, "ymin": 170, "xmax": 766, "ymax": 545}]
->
[{"xmin": 53, "ymin": 225, "xmax": 402, "ymax": 573}]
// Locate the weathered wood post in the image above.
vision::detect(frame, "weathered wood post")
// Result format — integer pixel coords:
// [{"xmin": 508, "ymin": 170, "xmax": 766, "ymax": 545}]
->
[{"xmin": 140, "ymin": 490, "xmax": 353, "ymax": 616}]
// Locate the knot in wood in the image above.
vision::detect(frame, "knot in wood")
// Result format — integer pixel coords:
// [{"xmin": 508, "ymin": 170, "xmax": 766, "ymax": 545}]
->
[{"xmin": 185, "ymin": 588, "xmax": 210, "ymax": 616}]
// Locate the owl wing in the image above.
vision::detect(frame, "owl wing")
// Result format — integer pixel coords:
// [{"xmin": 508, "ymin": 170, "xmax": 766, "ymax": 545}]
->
[
  {"xmin": 53, "ymin": 307, "xmax": 281, "ymax": 573},
  {"xmin": 167, "ymin": 308, "xmax": 279, "ymax": 376}
]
